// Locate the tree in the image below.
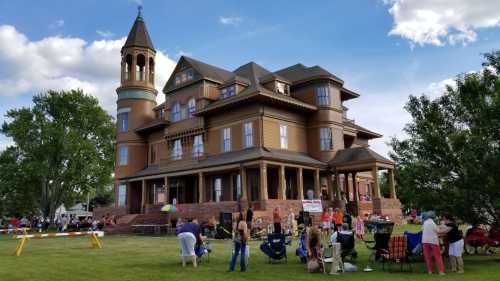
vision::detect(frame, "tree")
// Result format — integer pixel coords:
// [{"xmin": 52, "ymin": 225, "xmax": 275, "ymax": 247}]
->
[
  {"xmin": 0, "ymin": 89, "xmax": 115, "ymax": 220},
  {"xmin": 390, "ymin": 51, "xmax": 500, "ymax": 226}
]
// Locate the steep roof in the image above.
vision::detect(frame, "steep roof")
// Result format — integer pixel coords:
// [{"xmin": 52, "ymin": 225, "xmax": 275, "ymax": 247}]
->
[
  {"xmin": 182, "ymin": 56, "xmax": 234, "ymax": 83},
  {"xmin": 274, "ymin": 63, "xmax": 344, "ymax": 85},
  {"xmin": 123, "ymin": 12, "xmax": 155, "ymax": 51},
  {"xmin": 343, "ymin": 120, "xmax": 382, "ymax": 139}
]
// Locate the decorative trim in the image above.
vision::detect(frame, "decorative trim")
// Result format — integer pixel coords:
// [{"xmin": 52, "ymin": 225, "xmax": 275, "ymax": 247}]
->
[{"xmin": 117, "ymin": 89, "xmax": 156, "ymax": 101}]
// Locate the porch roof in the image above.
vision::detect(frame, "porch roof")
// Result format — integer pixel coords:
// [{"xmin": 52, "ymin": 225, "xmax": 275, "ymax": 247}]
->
[
  {"xmin": 329, "ymin": 147, "xmax": 394, "ymax": 172},
  {"xmin": 122, "ymin": 147, "xmax": 326, "ymax": 180}
]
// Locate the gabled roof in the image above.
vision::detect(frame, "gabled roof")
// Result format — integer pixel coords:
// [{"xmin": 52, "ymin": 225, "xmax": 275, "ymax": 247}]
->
[
  {"xmin": 274, "ymin": 63, "xmax": 344, "ymax": 85},
  {"xmin": 123, "ymin": 12, "xmax": 155, "ymax": 51},
  {"xmin": 183, "ymin": 56, "xmax": 234, "ymax": 83},
  {"xmin": 329, "ymin": 147, "xmax": 393, "ymax": 167}
]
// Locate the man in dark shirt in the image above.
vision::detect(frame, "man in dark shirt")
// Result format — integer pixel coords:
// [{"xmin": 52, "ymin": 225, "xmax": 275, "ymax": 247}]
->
[
  {"xmin": 178, "ymin": 219, "xmax": 201, "ymax": 241},
  {"xmin": 246, "ymin": 207, "xmax": 254, "ymax": 232}
]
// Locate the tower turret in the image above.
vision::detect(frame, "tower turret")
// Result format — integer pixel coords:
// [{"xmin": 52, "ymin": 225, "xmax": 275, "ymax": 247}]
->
[{"xmin": 115, "ymin": 7, "xmax": 157, "ymax": 196}]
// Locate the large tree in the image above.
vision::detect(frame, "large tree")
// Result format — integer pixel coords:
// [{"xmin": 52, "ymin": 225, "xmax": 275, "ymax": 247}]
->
[
  {"xmin": 390, "ymin": 51, "xmax": 500, "ymax": 226},
  {"xmin": 0, "ymin": 89, "xmax": 115, "ymax": 220}
]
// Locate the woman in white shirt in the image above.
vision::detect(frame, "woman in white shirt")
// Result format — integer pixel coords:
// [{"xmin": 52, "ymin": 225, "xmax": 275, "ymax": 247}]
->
[{"xmin": 422, "ymin": 211, "xmax": 445, "ymax": 275}]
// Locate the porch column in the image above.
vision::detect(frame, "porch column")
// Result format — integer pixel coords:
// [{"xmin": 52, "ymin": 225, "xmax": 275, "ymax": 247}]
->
[
  {"xmin": 297, "ymin": 167, "xmax": 304, "ymax": 200},
  {"xmin": 334, "ymin": 172, "xmax": 341, "ymax": 200},
  {"xmin": 240, "ymin": 166, "xmax": 248, "ymax": 201},
  {"xmin": 141, "ymin": 179, "xmax": 146, "ymax": 213},
  {"xmin": 352, "ymin": 172, "xmax": 359, "ymax": 202},
  {"xmin": 278, "ymin": 165, "xmax": 286, "ymax": 200},
  {"xmin": 260, "ymin": 162, "xmax": 268, "ymax": 200},
  {"xmin": 314, "ymin": 168, "xmax": 320, "ymax": 199},
  {"xmin": 326, "ymin": 172, "xmax": 334, "ymax": 201},
  {"xmin": 164, "ymin": 177, "xmax": 169, "ymax": 204},
  {"xmin": 198, "ymin": 172, "xmax": 204, "ymax": 204},
  {"xmin": 372, "ymin": 166, "xmax": 381, "ymax": 199},
  {"xmin": 388, "ymin": 168, "xmax": 396, "ymax": 199},
  {"xmin": 344, "ymin": 173, "xmax": 351, "ymax": 201}
]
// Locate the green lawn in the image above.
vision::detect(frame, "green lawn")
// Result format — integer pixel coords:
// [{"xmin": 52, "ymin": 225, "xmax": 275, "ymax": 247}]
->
[{"xmin": 1, "ymin": 225, "xmax": 499, "ymax": 281}]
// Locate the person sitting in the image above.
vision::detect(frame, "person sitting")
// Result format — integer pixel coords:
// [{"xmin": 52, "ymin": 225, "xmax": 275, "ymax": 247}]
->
[
  {"xmin": 177, "ymin": 219, "xmax": 203, "ymax": 267},
  {"xmin": 331, "ymin": 223, "xmax": 357, "ymax": 261}
]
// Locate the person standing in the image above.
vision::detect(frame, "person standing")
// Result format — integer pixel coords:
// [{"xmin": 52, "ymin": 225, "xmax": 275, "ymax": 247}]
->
[
  {"xmin": 354, "ymin": 215, "xmax": 365, "ymax": 240},
  {"xmin": 422, "ymin": 211, "xmax": 445, "ymax": 275},
  {"xmin": 442, "ymin": 214, "xmax": 464, "ymax": 274},
  {"xmin": 228, "ymin": 213, "xmax": 248, "ymax": 272},
  {"xmin": 246, "ymin": 207, "xmax": 253, "ymax": 234},
  {"xmin": 333, "ymin": 208, "xmax": 343, "ymax": 231},
  {"xmin": 273, "ymin": 207, "xmax": 282, "ymax": 234}
]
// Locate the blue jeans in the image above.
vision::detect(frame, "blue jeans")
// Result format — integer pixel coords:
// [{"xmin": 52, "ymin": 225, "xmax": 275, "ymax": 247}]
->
[{"xmin": 229, "ymin": 241, "xmax": 246, "ymax": 272}]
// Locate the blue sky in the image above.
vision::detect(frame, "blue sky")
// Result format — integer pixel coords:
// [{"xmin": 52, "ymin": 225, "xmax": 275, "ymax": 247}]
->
[{"xmin": 1, "ymin": 0, "xmax": 500, "ymax": 156}]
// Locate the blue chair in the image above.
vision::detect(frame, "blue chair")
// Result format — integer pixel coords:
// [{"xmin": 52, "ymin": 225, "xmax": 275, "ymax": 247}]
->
[{"xmin": 260, "ymin": 233, "xmax": 287, "ymax": 263}]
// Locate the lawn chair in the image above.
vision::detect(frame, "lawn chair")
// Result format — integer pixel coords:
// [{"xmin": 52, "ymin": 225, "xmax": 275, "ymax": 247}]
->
[
  {"xmin": 195, "ymin": 240, "xmax": 212, "ymax": 263},
  {"xmin": 260, "ymin": 233, "xmax": 287, "ymax": 263},
  {"xmin": 337, "ymin": 232, "xmax": 357, "ymax": 262},
  {"xmin": 380, "ymin": 235, "xmax": 412, "ymax": 272},
  {"xmin": 323, "ymin": 243, "xmax": 344, "ymax": 274},
  {"xmin": 178, "ymin": 232, "xmax": 197, "ymax": 267},
  {"xmin": 404, "ymin": 231, "xmax": 423, "ymax": 258}
]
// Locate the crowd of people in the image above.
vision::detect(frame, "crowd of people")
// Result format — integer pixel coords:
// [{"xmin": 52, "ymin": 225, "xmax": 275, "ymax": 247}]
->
[{"xmin": 0, "ymin": 214, "xmax": 117, "ymax": 233}]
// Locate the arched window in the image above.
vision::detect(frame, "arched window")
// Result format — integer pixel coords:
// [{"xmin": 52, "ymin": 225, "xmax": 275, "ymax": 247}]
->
[
  {"xmin": 124, "ymin": 54, "xmax": 133, "ymax": 81},
  {"xmin": 136, "ymin": 54, "xmax": 146, "ymax": 81},
  {"xmin": 149, "ymin": 57, "xmax": 155, "ymax": 84},
  {"xmin": 188, "ymin": 97, "xmax": 196, "ymax": 117},
  {"xmin": 171, "ymin": 102, "xmax": 181, "ymax": 122}
]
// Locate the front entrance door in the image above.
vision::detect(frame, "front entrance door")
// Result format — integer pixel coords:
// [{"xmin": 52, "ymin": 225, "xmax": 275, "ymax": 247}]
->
[{"xmin": 129, "ymin": 183, "xmax": 142, "ymax": 214}]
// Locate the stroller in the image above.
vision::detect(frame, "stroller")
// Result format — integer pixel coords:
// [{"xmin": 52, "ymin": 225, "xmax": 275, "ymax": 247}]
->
[{"xmin": 260, "ymin": 233, "xmax": 288, "ymax": 263}]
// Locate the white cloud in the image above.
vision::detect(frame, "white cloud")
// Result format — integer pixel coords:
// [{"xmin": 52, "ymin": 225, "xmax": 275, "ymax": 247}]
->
[
  {"xmin": 49, "ymin": 19, "xmax": 64, "ymax": 29},
  {"xmin": 385, "ymin": 0, "xmax": 500, "ymax": 46},
  {"xmin": 0, "ymin": 25, "xmax": 176, "ymax": 113},
  {"xmin": 427, "ymin": 77, "xmax": 456, "ymax": 98},
  {"xmin": 219, "ymin": 16, "xmax": 242, "ymax": 26},
  {"xmin": 96, "ymin": 30, "xmax": 114, "ymax": 38}
]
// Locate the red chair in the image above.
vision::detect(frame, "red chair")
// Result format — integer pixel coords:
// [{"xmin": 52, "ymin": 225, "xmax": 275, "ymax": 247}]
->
[{"xmin": 380, "ymin": 235, "xmax": 411, "ymax": 272}]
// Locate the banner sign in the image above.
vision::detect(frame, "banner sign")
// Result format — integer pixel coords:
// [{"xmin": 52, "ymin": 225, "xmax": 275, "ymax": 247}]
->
[{"xmin": 302, "ymin": 200, "xmax": 323, "ymax": 213}]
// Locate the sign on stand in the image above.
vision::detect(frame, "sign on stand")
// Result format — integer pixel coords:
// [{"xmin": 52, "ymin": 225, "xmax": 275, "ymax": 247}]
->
[{"xmin": 302, "ymin": 200, "xmax": 323, "ymax": 213}]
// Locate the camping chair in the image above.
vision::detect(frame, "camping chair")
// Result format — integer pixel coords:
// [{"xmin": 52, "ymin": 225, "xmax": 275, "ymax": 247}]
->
[
  {"xmin": 195, "ymin": 240, "xmax": 212, "ymax": 263},
  {"xmin": 295, "ymin": 230, "xmax": 308, "ymax": 263},
  {"xmin": 380, "ymin": 235, "xmax": 412, "ymax": 272},
  {"xmin": 323, "ymin": 243, "xmax": 344, "ymax": 274},
  {"xmin": 178, "ymin": 232, "xmax": 197, "ymax": 267},
  {"xmin": 404, "ymin": 231, "xmax": 423, "ymax": 258},
  {"xmin": 260, "ymin": 233, "xmax": 287, "ymax": 263},
  {"xmin": 337, "ymin": 232, "xmax": 357, "ymax": 262},
  {"xmin": 365, "ymin": 232, "xmax": 391, "ymax": 265}
]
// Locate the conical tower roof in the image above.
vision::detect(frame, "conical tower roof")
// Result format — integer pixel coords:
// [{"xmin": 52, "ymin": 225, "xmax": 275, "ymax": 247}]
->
[{"xmin": 123, "ymin": 8, "xmax": 155, "ymax": 51}]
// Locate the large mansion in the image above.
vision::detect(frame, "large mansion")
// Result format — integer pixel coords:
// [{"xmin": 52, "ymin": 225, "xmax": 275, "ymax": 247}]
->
[{"xmin": 108, "ymin": 11, "xmax": 402, "ymax": 224}]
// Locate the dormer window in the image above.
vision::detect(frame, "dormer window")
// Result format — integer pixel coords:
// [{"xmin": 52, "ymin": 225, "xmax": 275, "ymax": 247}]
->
[
  {"xmin": 276, "ymin": 81, "xmax": 289, "ymax": 95},
  {"xmin": 220, "ymin": 85, "xmax": 236, "ymax": 99},
  {"xmin": 174, "ymin": 68, "xmax": 194, "ymax": 86}
]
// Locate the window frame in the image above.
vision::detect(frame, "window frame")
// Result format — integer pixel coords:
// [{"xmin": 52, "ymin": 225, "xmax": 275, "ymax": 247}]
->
[
  {"xmin": 319, "ymin": 127, "xmax": 333, "ymax": 151},
  {"xmin": 220, "ymin": 85, "xmax": 236, "ymax": 99},
  {"xmin": 244, "ymin": 122, "xmax": 253, "ymax": 148},
  {"xmin": 172, "ymin": 139, "xmax": 183, "ymax": 160},
  {"xmin": 316, "ymin": 85, "xmax": 330, "ymax": 106},
  {"xmin": 117, "ymin": 107, "xmax": 131, "ymax": 133},
  {"xmin": 192, "ymin": 134, "xmax": 204, "ymax": 157},
  {"xmin": 188, "ymin": 97, "xmax": 196, "ymax": 117},
  {"xmin": 119, "ymin": 145, "xmax": 128, "ymax": 166},
  {"xmin": 280, "ymin": 124, "xmax": 288, "ymax": 149},
  {"xmin": 222, "ymin": 127, "xmax": 231, "ymax": 152},
  {"xmin": 171, "ymin": 102, "xmax": 181, "ymax": 122},
  {"xmin": 117, "ymin": 184, "xmax": 127, "ymax": 206}
]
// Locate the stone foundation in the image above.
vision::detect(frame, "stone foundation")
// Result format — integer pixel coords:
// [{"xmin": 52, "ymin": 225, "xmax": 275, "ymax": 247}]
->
[{"xmin": 372, "ymin": 197, "xmax": 403, "ymax": 224}]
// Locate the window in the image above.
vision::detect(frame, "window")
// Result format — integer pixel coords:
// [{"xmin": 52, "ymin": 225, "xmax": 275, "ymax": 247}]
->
[
  {"xmin": 188, "ymin": 98, "xmax": 196, "ymax": 117},
  {"xmin": 186, "ymin": 69, "xmax": 194, "ymax": 80},
  {"xmin": 214, "ymin": 177, "xmax": 222, "ymax": 202},
  {"xmin": 220, "ymin": 85, "xmax": 236, "ymax": 99},
  {"xmin": 174, "ymin": 68, "xmax": 194, "ymax": 85},
  {"xmin": 172, "ymin": 139, "xmax": 182, "ymax": 160},
  {"xmin": 316, "ymin": 85, "xmax": 330, "ymax": 106},
  {"xmin": 159, "ymin": 108, "xmax": 165, "ymax": 119},
  {"xmin": 171, "ymin": 102, "xmax": 181, "ymax": 122},
  {"xmin": 280, "ymin": 124, "xmax": 288, "ymax": 149},
  {"xmin": 276, "ymin": 82, "xmax": 289, "ymax": 95},
  {"xmin": 150, "ymin": 144, "xmax": 157, "ymax": 163},
  {"xmin": 117, "ymin": 107, "xmax": 130, "ymax": 133},
  {"xmin": 119, "ymin": 145, "xmax": 128, "ymax": 166},
  {"xmin": 222, "ymin": 127, "xmax": 231, "ymax": 152},
  {"xmin": 320, "ymin": 127, "xmax": 333, "ymax": 151},
  {"xmin": 244, "ymin": 122, "xmax": 253, "ymax": 148},
  {"xmin": 118, "ymin": 184, "xmax": 126, "ymax": 206},
  {"xmin": 175, "ymin": 75, "xmax": 181, "ymax": 85},
  {"xmin": 193, "ymin": 135, "xmax": 204, "ymax": 157}
]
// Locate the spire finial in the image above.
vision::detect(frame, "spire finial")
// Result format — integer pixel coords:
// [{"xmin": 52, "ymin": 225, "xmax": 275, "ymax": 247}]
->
[{"xmin": 137, "ymin": 5, "xmax": 143, "ymax": 18}]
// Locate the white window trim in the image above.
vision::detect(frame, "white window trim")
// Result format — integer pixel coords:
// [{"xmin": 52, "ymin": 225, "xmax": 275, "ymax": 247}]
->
[
  {"xmin": 119, "ymin": 145, "xmax": 128, "ymax": 166},
  {"xmin": 192, "ymin": 134, "xmax": 204, "ymax": 157},
  {"xmin": 244, "ymin": 122, "xmax": 253, "ymax": 148},
  {"xmin": 222, "ymin": 127, "xmax": 231, "ymax": 152},
  {"xmin": 280, "ymin": 124, "xmax": 288, "ymax": 149},
  {"xmin": 172, "ymin": 139, "xmax": 183, "ymax": 160}
]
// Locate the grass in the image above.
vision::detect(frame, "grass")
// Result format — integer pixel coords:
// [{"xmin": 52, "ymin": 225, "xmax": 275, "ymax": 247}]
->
[{"xmin": 0, "ymin": 225, "xmax": 499, "ymax": 281}]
